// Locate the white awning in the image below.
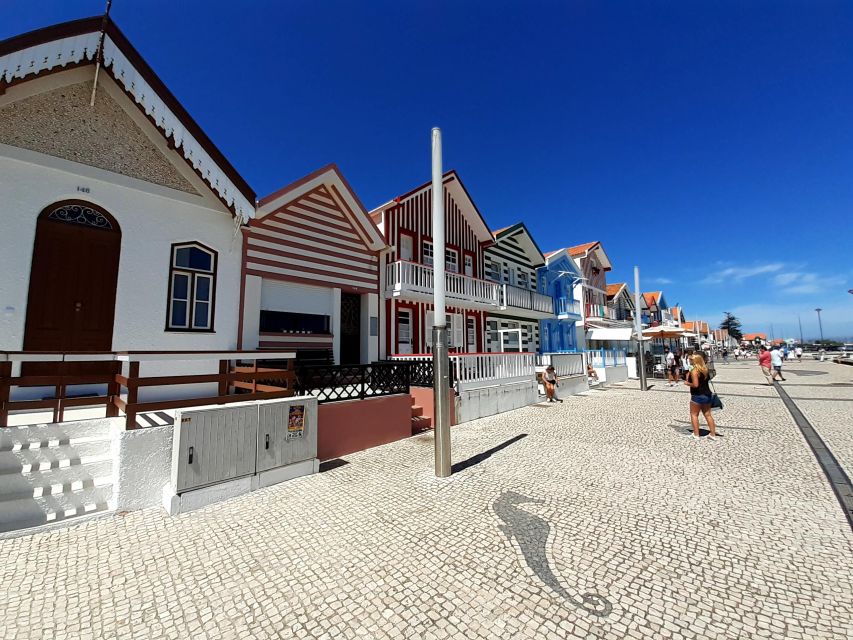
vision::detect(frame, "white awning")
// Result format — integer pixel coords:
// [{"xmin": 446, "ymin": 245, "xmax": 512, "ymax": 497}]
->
[{"xmin": 587, "ymin": 327, "xmax": 633, "ymax": 341}]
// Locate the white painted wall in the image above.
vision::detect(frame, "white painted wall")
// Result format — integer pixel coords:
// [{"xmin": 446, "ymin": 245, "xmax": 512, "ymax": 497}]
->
[
  {"xmin": 111, "ymin": 422, "xmax": 173, "ymax": 511},
  {"xmin": 0, "ymin": 148, "xmax": 242, "ymax": 355}
]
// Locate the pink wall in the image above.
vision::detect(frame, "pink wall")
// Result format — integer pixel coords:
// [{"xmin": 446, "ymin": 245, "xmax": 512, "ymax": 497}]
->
[
  {"xmin": 317, "ymin": 394, "xmax": 412, "ymax": 461},
  {"xmin": 409, "ymin": 387, "xmax": 457, "ymax": 426}
]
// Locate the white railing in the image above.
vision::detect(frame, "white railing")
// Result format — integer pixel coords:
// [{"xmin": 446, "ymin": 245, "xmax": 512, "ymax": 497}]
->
[
  {"xmin": 500, "ymin": 284, "xmax": 555, "ymax": 314},
  {"xmin": 391, "ymin": 352, "xmax": 536, "ymax": 391},
  {"xmin": 556, "ymin": 297, "xmax": 582, "ymax": 316},
  {"xmin": 536, "ymin": 352, "xmax": 584, "ymax": 377},
  {"xmin": 585, "ymin": 349, "xmax": 627, "ymax": 368},
  {"xmin": 385, "ymin": 261, "xmax": 501, "ymax": 307}
]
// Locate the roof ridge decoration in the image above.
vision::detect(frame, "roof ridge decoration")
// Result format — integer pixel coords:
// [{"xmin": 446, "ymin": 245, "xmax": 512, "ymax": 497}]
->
[{"xmin": 0, "ymin": 17, "xmax": 255, "ymax": 221}]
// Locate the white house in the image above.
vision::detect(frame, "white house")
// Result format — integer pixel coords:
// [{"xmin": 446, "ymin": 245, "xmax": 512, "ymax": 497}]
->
[{"xmin": 0, "ymin": 17, "xmax": 255, "ymax": 397}]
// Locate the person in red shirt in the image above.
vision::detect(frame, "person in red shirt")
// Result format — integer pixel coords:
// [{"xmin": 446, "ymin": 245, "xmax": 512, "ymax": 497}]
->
[{"xmin": 758, "ymin": 346, "xmax": 774, "ymax": 385}]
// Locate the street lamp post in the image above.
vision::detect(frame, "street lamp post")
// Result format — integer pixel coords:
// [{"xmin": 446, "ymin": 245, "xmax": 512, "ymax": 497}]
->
[
  {"xmin": 431, "ymin": 128, "xmax": 451, "ymax": 478},
  {"xmin": 815, "ymin": 308, "xmax": 824, "ymax": 342}
]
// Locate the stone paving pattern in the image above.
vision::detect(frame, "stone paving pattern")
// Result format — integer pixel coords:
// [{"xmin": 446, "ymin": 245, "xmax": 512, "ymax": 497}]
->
[{"xmin": 1, "ymin": 363, "xmax": 851, "ymax": 639}]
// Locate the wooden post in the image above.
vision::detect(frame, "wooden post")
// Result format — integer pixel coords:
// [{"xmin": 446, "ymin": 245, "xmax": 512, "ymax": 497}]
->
[
  {"xmin": 125, "ymin": 361, "xmax": 139, "ymax": 430},
  {"xmin": 0, "ymin": 361, "xmax": 11, "ymax": 427},
  {"xmin": 54, "ymin": 359, "xmax": 65, "ymax": 424},
  {"xmin": 219, "ymin": 359, "xmax": 229, "ymax": 397},
  {"xmin": 106, "ymin": 360, "xmax": 120, "ymax": 417},
  {"xmin": 252, "ymin": 360, "xmax": 259, "ymax": 394}
]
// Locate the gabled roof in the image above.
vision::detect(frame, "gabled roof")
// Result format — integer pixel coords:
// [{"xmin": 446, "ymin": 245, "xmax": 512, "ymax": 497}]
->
[
  {"xmin": 369, "ymin": 170, "xmax": 493, "ymax": 244},
  {"xmin": 742, "ymin": 332, "xmax": 767, "ymax": 340},
  {"xmin": 0, "ymin": 17, "xmax": 255, "ymax": 219},
  {"xmin": 256, "ymin": 163, "xmax": 386, "ymax": 251},
  {"xmin": 542, "ymin": 248, "xmax": 582, "ymax": 275},
  {"xmin": 566, "ymin": 241, "xmax": 612, "ymax": 271},
  {"xmin": 490, "ymin": 222, "xmax": 546, "ymax": 267},
  {"xmin": 643, "ymin": 292, "xmax": 661, "ymax": 307},
  {"xmin": 606, "ymin": 283, "xmax": 626, "ymax": 299}
]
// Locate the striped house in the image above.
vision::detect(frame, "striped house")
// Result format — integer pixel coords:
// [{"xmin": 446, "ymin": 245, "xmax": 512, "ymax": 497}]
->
[
  {"xmin": 370, "ymin": 171, "xmax": 497, "ymax": 356},
  {"xmin": 239, "ymin": 165, "xmax": 386, "ymax": 365},
  {"xmin": 483, "ymin": 223, "xmax": 554, "ymax": 353}
]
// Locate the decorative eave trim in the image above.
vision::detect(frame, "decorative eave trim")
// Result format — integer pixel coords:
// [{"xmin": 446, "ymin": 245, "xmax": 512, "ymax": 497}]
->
[{"xmin": 0, "ymin": 17, "xmax": 255, "ymax": 221}]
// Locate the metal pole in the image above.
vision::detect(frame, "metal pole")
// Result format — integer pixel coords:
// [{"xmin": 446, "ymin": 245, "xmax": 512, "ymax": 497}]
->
[
  {"xmin": 798, "ymin": 315, "xmax": 804, "ymax": 345},
  {"xmin": 431, "ymin": 128, "xmax": 451, "ymax": 477},
  {"xmin": 633, "ymin": 266, "xmax": 647, "ymax": 391},
  {"xmin": 815, "ymin": 308, "xmax": 824, "ymax": 342}
]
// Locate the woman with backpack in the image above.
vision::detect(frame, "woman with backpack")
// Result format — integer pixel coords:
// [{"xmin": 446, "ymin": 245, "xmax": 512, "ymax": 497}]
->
[{"xmin": 684, "ymin": 353, "xmax": 717, "ymax": 440}]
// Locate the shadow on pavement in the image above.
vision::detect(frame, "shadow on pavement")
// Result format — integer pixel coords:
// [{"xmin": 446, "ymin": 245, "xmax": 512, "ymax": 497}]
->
[{"xmin": 452, "ymin": 434, "xmax": 527, "ymax": 474}]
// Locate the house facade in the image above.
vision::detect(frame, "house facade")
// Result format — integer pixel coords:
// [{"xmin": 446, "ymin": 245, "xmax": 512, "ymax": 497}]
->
[
  {"xmin": 483, "ymin": 223, "xmax": 554, "ymax": 353},
  {"xmin": 642, "ymin": 291, "xmax": 673, "ymax": 326},
  {"xmin": 538, "ymin": 249, "xmax": 584, "ymax": 353},
  {"xmin": 239, "ymin": 165, "xmax": 386, "ymax": 365},
  {"xmin": 0, "ymin": 18, "xmax": 253, "ymax": 363},
  {"xmin": 370, "ymin": 171, "xmax": 497, "ymax": 356}
]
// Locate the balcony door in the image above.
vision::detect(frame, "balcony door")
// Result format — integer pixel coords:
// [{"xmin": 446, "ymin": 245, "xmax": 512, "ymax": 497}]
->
[{"xmin": 396, "ymin": 309, "xmax": 413, "ymax": 354}]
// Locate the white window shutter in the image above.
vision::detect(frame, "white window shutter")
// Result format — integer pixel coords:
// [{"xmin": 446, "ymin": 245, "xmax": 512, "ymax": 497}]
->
[
  {"xmin": 452, "ymin": 314, "xmax": 464, "ymax": 348},
  {"xmin": 425, "ymin": 310, "xmax": 434, "ymax": 347}
]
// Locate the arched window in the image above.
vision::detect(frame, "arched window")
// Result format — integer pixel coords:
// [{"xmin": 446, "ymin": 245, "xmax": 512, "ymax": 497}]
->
[{"xmin": 166, "ymin": 242, "xmax": 217, "ymax": 331}]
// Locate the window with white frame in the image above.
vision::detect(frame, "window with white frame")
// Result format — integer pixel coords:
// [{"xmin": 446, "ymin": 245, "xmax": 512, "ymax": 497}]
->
[
  {"xmin": 464, "ymin": 254, "xmax": 474, "ymax": 277},
  {"xmin": 167, "ymin": 243, "xmax": 217, "ymax": 331},
  {"xmin": 445, "ymin": 248, "xmax": 459, "ymax": 273},
  {"xmin": 422, "ymin": 240, "xmax": 434, "ymax": 267}
]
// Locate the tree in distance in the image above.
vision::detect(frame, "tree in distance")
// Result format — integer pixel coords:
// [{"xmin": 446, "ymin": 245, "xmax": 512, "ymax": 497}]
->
[{"xmin": 720, "ymin": 312, "xmax": 743, "ymax": 341}]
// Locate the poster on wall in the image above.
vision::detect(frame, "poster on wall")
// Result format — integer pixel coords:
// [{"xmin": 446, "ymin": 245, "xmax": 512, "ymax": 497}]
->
[{"xmin": 287, "ymin": 404, "xmax": 305, "ymax": 439}]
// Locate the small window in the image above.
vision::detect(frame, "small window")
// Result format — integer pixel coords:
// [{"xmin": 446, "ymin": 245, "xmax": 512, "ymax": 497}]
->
[
  {"xmin": 422, "ymin": 241, "xmax": 434, "ymax": 267},
  {"xmin": 446, "ymin": 248, "xmax": 459, "ymax": 273},
  {"xmin": 167, "ymin": 242, "xmax": 217, "ymax": 331}
]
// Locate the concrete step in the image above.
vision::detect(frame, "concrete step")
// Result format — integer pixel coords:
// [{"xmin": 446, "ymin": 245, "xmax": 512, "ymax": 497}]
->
[
  {"xmin": 0, "ymin": 418, "xmax": 114, "ymax": 452},
  {"xmin": 411, "ymin": 415, "xmax": 432, "ymax": 434},
  {"xmin": 0, "ymin": 484, "xmax": 113, "ymax": 534},
  {"xmin": 0, "ymin": 459, "xmax": 113, "ymax": 502},
  {"xmin": 411, "ymin": 405, "xmax": 424, "ymax": 418},
  {"xmin": 0, "ymin": 441, "xmax": 113, "ymax": 474}
]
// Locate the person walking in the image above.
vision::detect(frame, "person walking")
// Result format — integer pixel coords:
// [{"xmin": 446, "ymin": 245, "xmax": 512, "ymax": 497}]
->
[
  {"xmin": 543, "ymin": 365, "xmax": 562, "ymax": 402},
  {"xmin": 758, "ymin": 346, "xmax": 774, "ymax": 385},
  {"xmin": 770, "ymin": 346, "xmax": 786, "ymax": 381},
  {"xmin": 684, "ymin": 353, "xmax": 717, "ymax": 439},
  {"xmin": 665, "ymin": 347, "xmax": 678, "ymax": 386},
  {"xmin": 722, "ymin": 347, "xmax": 729, "ymax": 363},
  {"xmin": 795, "ymin": 345, "xmax": 803, "ymax": 362}
]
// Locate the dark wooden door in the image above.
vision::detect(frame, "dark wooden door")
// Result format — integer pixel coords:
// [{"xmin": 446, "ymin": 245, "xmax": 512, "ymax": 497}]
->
[
  {"xmin": 23, "ymin": 203, "xmax": 121, "ymax": 357},
  {"xmin": 339, "ymin": 292, "xmax": 361, "ymax": 365}
]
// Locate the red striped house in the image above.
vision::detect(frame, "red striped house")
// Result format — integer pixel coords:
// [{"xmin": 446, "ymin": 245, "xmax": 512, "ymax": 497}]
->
[
  {"xmin": 239, "ymin": 165, "xmax": 386, "ymax": 365},
  {"xmin": 370, "ymin": 171, "xmax": 498, "ymax": 357}
]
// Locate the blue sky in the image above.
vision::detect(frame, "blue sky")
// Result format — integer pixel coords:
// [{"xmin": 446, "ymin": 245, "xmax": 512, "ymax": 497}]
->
[{"xmin": 3, "ymin": 1, "xmax": 852, "ymax": 339}]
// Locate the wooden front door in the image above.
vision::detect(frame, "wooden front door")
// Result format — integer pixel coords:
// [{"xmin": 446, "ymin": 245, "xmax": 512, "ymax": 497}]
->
[{"xmin": 23, "ymin": 201, "xmax": 121, "ymax": 355}]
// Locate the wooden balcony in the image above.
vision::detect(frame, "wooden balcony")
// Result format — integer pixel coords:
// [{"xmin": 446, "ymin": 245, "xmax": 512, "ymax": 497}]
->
[
  {"xmin": 385, "ymin": 260, "xmax": 501, "ymax": 309},
  {"xmin": 556, "ymin": 297, "xmax": 582, "ymax": 318},
  {"xmin": 499, "ymin": 284, "xmax": 555, "ymax": 318}
]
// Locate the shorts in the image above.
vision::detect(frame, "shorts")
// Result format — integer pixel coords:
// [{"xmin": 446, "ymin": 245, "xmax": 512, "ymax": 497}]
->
[
  {"xmin": 773, "ymin": 365, "xmax": 782, "ymax": 372},
  {"xmin": 669, "ymin": 365, "xmax": 679, "ymax": 374},
  {"xmin": 690, "ymin": 394, "xmax": 712, "ymax": 405}
]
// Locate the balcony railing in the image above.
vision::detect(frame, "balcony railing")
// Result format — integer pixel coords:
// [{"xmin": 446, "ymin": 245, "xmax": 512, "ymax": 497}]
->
[
  {"xmin": 556, "ymin": 297, "xmax": 582, "ymax": 316},
  {"xmin": 500, "ymin": 284, "xmax": 555, "ymax": 315},
  {"xmin": 385, "ymin": 261, "xmax": 501, "ymax": 308},
  {"xmin": 585, "ymin": 303, "xmax": 617, "ymax": 320},
  {"xmin": 391, "ymin": 352, "xmax": 536, "ymax": 391}
]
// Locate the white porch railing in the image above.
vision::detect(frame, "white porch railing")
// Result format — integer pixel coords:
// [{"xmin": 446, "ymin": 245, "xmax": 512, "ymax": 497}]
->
[
  {"xmin": 585, "ymin": 304, "xmax": 617, "ymax": 320},
  {"xmin": 391, "ymin": 352, "xmax": 536, "ymax": 391},
  {"xmin": 536, "ymin": 352, "xmax": 584, "ymax": 377},
  {"xmin": 500, "ymin": 284, "xmax": 555, "ymax": 315},
  {"xmin": 585, "ymin": 349, "xmax": 627, "ymax": 368},
  {"xmin": 556, "ymin": 297, "xmax": 582, "ymax": 316},
  {"xmin": 385, "ymin": 261, "xmax": 501, "ymax": 308}
]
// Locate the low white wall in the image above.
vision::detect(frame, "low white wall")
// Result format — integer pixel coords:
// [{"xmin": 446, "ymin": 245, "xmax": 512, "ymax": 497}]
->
[
  {"xmin": 626, "ymin": 356, "xmax": 638, "ymax": 379},
  {"xmin": 604, "ymin": 365, "xmax": 629, "ymax": 384},
  {"xmin": 457, "ymin": 380, "xmax": 538, "ymax": 423},
  {"xmin": 111, "ymin": 422, "xmax": 173, "ymax": 511}
]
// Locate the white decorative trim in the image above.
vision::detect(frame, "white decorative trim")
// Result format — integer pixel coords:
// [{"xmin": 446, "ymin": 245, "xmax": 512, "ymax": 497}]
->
[{"xmin": 0, "ymin": 32, "xmax": 254, "ymax": 221}]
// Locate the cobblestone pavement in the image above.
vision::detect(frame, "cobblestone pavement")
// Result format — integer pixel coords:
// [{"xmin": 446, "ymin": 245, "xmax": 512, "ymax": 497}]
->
[{"xmin": 1, "ymin": 364, "xmax": 852, "ymax": 640}]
